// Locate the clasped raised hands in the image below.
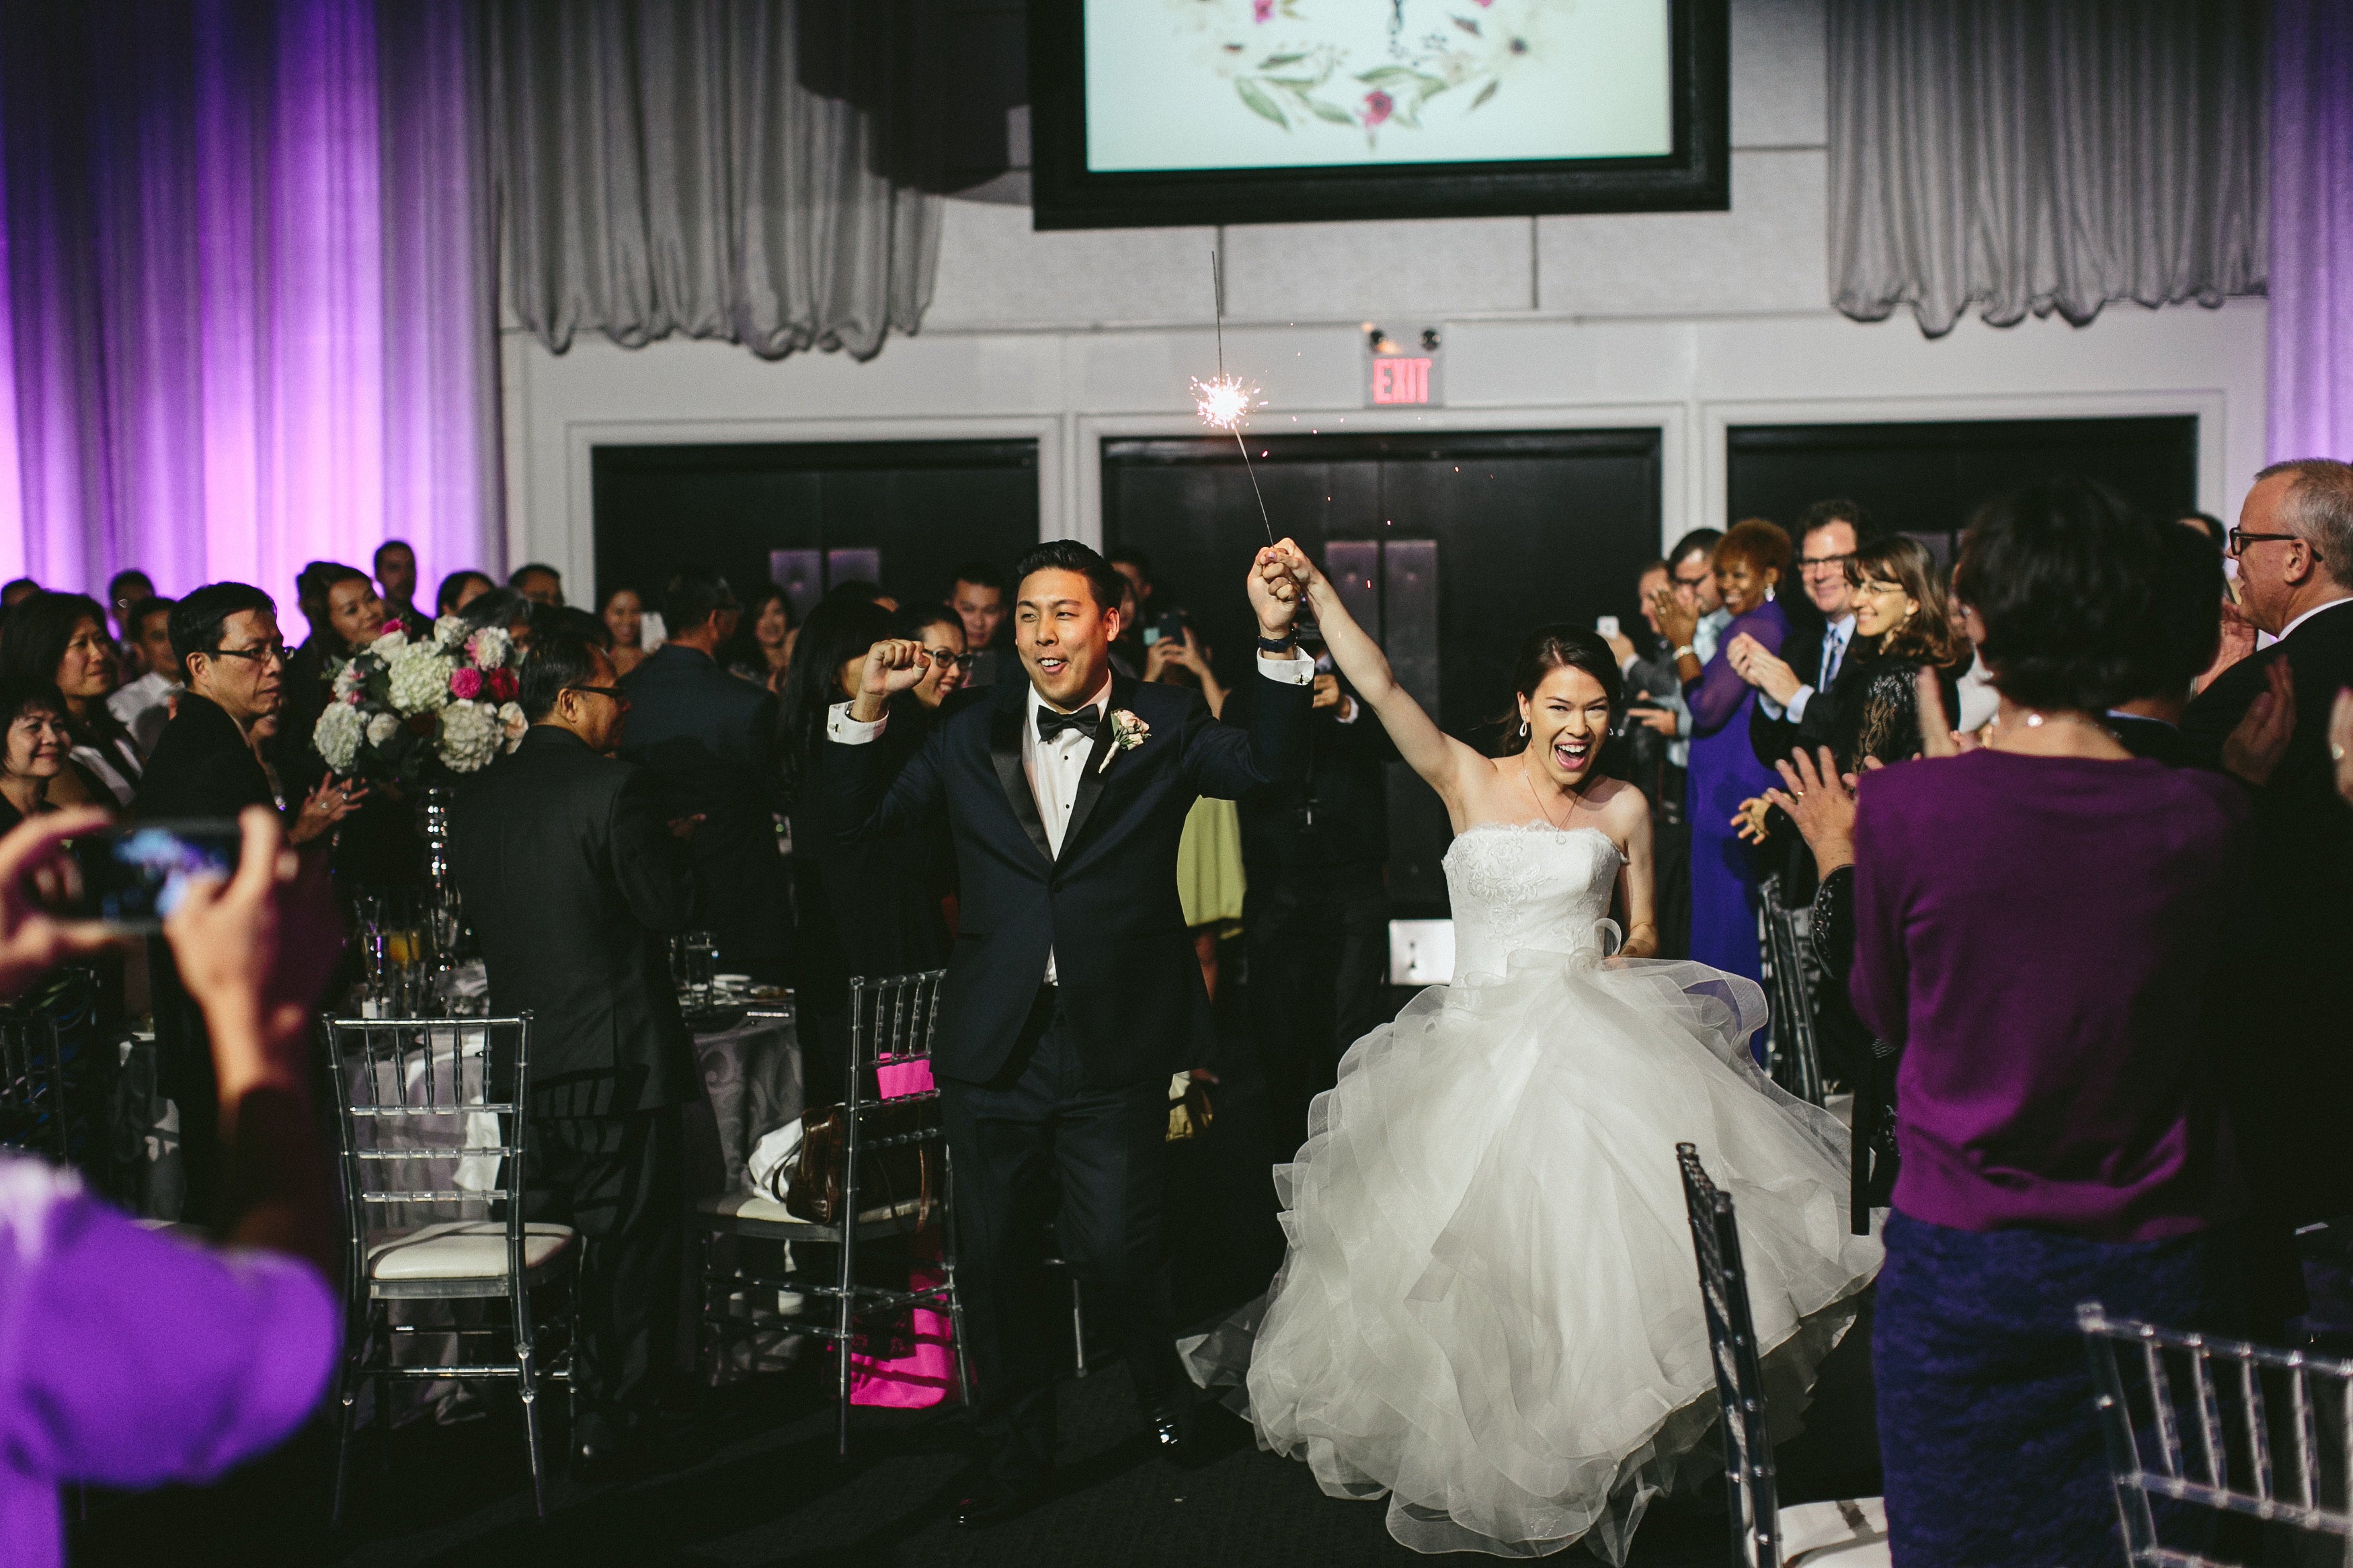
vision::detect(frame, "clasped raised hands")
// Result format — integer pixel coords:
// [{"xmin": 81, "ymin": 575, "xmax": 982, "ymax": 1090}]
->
[{"xmin": 1248, "ymin": 538, "xmax": 1314, "ymax": 638}]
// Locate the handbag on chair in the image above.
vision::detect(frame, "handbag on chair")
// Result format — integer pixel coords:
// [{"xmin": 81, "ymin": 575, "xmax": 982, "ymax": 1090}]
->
[{"xmin": 786, "ymin": 1094, "xmax": 940, "ymax": 1229}]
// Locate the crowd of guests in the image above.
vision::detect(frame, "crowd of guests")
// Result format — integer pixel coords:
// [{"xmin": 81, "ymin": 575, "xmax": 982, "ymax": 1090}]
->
[
  {"xmin": 7, "ymin": 456, "xmax": 2353, "ymax": 1560},
  {"xmin": 1604, "ymin": 462, "xmax": 2350, "ymax": 1564}
]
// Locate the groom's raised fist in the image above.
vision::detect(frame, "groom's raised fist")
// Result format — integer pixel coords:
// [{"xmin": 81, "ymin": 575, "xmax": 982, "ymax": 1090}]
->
[{"xmin": 849, "ymin": 637, "xmax": 932, "ymax": 721}]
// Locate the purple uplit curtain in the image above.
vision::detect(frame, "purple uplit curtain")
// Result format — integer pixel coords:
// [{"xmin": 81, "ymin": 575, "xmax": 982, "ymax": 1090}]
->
[
  {"xmin": 0, "ymin": 0, "xmax": 501, "ymax": 628},
  {"xmin": 2269, "ymin": 0, "xmax": 2353, "ymax": 462}
]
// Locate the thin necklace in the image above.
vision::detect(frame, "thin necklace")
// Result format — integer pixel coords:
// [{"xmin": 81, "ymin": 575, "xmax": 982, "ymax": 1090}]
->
[
  {"xmin": 1519, "ymin": 752, "xmax": 1579, "ymax": 831},
  {"xmin": 1990, "ymin": 708, "xmax": 2116, "ymax": 749}
]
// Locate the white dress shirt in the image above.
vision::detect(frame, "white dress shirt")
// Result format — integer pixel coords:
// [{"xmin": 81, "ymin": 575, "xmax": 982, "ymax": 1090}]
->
[
  {"xmin": 1756, "ymin": 614, "xmax": 1854, "ymax": 725},
  {"xmin": 2275, "ymin": 594, "xmax": 2353, "ymax": 643},
  {"xmin": 828, "ymin": 649, "xmax": 1314, "ymax": 983},
  {"xmin": 106, "ymin": 670, "xmax": 179, "ymax": 757}
]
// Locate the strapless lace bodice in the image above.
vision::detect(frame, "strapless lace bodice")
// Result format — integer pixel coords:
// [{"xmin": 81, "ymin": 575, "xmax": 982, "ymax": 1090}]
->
[{"xmin": 1442, "ymin": 823, "xmax": 1624, "ymax": 981}]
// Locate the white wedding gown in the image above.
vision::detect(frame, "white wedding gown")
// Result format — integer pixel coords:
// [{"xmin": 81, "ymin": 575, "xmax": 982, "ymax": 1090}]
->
[{"xmin": 1189, "ymin": 824, "xmax": 1880, "ymax": 1560}]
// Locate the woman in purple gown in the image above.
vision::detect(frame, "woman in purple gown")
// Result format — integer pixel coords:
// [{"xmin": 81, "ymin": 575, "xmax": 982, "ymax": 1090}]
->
[{"xmin": 1654, "ymin": 518, "xmax": 1790, "ymax": 983}]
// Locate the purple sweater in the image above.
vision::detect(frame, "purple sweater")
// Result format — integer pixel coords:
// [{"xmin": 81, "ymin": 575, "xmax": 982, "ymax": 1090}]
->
[
  {"xmin": 0, "ymin": 1159, "xmax": 339, "ymax": 1567},
  {"xmin": 1849, "ymin": 751, "xmax": 2249, "ymax": 1242}
]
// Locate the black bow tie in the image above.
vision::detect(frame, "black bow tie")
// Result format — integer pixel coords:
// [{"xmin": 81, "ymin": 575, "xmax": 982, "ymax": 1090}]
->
[{"xmin": 1037, "ymin": 705, "xmax": 1101, "ymax": 742}]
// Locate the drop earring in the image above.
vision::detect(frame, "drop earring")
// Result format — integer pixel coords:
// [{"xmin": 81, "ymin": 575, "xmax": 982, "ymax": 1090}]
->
[{"xmin": 1518, "ymin": 719, "xmax": 1530, "ymax": 739}]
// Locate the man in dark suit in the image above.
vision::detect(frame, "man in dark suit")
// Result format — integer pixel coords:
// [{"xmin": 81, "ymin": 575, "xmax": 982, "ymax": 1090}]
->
[
  {"xmin": 453, "ymin": 628, "xmax": 700, "ymax": 1478},
  {"xmin": 138, "ymin": 582, "xmax": 354, "ymax": 1218},
  {"xmin": 824, "ymin": 538, "xmax": 1313, "ymax": 1524},
  {"xmin": 619, "ymin": 570, "xmax": 789, "ymax": 981},
  {"xmin": 1224, "ymin": 644, "xmax": 1397, "ymax": 1156},
  {"xmin": 1738, "ymin": 501, "xmax": 1880, "ymax": 775},
  {"xmin": 2182, "ymin": 459, "xmax": 2353, "ymax": 1333}
]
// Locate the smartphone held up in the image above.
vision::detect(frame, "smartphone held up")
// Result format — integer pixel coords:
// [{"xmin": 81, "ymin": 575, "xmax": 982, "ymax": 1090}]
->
[{"xmin": 66, "ymin": 819, "xmax": 243, "ymax": 934}]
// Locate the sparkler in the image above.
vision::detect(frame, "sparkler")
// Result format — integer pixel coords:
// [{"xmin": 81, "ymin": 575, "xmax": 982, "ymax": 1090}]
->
[{"xmin": 1197, "ymin": 251, "xmax": 1276, "ymax": 546}]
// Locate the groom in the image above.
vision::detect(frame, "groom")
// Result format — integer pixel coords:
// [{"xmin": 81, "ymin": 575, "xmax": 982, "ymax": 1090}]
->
[{"xmin": 822, "ymin": 538, "xmax": 1314, "ymax": 1524}]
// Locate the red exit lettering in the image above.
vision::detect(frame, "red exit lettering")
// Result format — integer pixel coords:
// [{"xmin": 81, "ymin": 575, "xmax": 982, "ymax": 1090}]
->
[{"xmin": 1370, "ymin": 357, "xmax": 1431, "ymax": 405}]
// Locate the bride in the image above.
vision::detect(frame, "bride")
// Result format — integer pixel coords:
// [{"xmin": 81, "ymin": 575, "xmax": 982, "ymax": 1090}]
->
[{"xmin": 1195, "ymin": 551, "xmax": 1881, "ymax": 1560}]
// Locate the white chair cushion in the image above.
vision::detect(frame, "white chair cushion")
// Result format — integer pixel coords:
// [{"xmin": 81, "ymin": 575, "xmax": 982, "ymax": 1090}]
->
[
  {"xmin": 366, "ymin": 1221, "xmax": 575, "ymax": 1282},
  {"xmin": 1783, "ymin": 1497, "xmax": 1890, "ymax": 1566},
  {"xmin": 696, "ymin": 1191, "xmax": 924, "ymax": 1227}
]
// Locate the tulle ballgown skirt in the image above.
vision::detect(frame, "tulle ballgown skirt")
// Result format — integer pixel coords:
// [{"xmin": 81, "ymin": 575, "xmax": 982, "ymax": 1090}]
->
[{"xmin": 1193, "ymin": 944, "xmax": 1880, "ymax": 1560}]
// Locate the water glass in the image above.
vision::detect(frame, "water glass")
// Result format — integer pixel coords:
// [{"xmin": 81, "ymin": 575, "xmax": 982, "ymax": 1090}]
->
[{"xmin": 684, "ymin": 932, "xmax": 718, "ymax": 1001}]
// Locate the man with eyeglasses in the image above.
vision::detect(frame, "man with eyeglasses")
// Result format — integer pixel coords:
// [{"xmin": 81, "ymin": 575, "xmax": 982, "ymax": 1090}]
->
[
  {"xmin": 136, "ymin": 583, "xmax": 356, "ymax": 1223},
  {"xmin": 1737, "ymin": 499, "xmax": 1880, "ymax": 775},
  {"xmin": 453, "ymin": 627, "xmax": 698, "ymax": 1482},
  {"xmin": 2181, "ymin": 458, "xmax": 2353, "ymax": 1337}
]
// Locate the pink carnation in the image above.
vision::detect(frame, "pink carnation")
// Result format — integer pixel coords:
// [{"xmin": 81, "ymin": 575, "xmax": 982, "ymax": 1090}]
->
[{"xmin": 448, "ymin": 667, "xmax": 483, "ymax": 701}]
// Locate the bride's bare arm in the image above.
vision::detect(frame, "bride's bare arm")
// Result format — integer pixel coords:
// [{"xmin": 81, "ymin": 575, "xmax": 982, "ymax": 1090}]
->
[
  {"xmin": 1609, "ymin": 787, "xmax": 1659, "ymax": 959},
  {"xmin": 1297, "ymin": 555, "xmax": 1488, "ymax": 810}
]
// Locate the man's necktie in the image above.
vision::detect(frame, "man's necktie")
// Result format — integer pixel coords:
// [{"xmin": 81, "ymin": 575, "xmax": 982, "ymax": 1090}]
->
[
  {"xmin": 1037, "ymin": 706, "xmax": 1101, "ymax": 742},
  {"xmin": 1823, "ymin": 627, "xmax": 1846, "ymax": 686}
]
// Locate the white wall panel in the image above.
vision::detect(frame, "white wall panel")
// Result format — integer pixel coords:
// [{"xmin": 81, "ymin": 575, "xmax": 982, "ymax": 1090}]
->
[{"xmin": 1536, "ymin": 150, "xmax": 1829, "ymax": 317}]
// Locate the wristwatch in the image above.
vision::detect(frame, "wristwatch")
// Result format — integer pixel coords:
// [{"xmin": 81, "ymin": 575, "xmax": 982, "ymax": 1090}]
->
[
  {"xmin": 1674, "ymin": 644, "xmax": 1696, "ymax": 662},
  {"xmin": 1257, "ymin": 633, "xmax": 1298, "ymax": 654}
]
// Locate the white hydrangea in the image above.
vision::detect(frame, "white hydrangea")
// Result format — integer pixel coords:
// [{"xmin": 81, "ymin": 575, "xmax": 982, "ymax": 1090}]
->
[
  {"xmin": 497, "ymin": 700, "xmax": 526, "ymax": 752},
  {"xmin": 466, "ymin": 625, "xmax": 512, "ymax": 670},
  {"xmin": 387, "ymin": 644, "xmax": 456, "ymax": 716},
  {"xmin": 369, "ymin": 627, "xmax": 408, "ymax": 660},
  {"xmin": 366, "ymin": 712, "xmax": 401, "ymax": 748},
  {"xmin": 437, "ymin": 700, "xmax": 500, "ymax": 774},
  {"xmin": 313, "ymin": 701, "xmax": 364, "ymax": 773},
  {"xmin": 433, "ymin": 614, "xmax": 469, "ymax": 651}
]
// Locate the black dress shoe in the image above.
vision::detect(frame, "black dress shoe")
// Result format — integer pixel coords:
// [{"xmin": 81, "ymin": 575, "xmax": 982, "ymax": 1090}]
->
[{"xmin": 953, "ymin": 1472, "xmax": 1054, "ymax": 1528}]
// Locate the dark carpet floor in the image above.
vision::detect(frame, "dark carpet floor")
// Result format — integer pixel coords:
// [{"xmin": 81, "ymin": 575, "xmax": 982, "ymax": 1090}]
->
[{"xmin": 73, "ymin": 974, "xmax": 1882, "ymax": 1568}]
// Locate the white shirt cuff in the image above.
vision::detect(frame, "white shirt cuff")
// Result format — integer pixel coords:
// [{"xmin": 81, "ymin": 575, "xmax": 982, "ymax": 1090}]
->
[
  {"xmin": 1784, "ymin": 685, "xmax": 1815, "ymax": 723},
  {"xmin": 1334, "ymin": 695, "xmax": 1359, "ymax": 724},
  {"xmin": 1258, "ymin": 651, "xmax": 1315, "ymax": 687},
  {"xmin": 826, "ymin": 701, "xmax": 887, "ymax": 745}
]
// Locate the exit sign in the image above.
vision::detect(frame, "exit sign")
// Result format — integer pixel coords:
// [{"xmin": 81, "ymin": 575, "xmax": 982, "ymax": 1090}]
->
[
  {"xmin": 1363, "ymin": 327, "xmax": 1443, "ymax": 407},
  {"xmin": 1369, "ymin": 357, "xmax": 1433, "ymax": 405}
]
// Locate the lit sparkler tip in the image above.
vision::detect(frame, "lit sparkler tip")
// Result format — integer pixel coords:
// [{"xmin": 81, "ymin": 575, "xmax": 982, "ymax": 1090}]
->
[{"xmin": 1191, "ymin": 374, "xmax": 1258, "ymax": 432}]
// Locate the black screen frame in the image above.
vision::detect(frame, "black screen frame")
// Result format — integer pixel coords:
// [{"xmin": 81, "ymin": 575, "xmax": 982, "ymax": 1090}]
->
[{"xmin": 1027, "ymin": 0, "xmax": 1728, "ymax": 231}]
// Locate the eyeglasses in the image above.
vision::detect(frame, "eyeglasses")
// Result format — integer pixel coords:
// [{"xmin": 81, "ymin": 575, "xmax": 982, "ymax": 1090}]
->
[
  {"xmin": 2229, "ymin": 528, "xmax": 2319, "ymax": 561},
  {"xmin": 1799, "ymin": 552, "xmax": 1855, "ymax": 573},
  {"xmin": 207, "ymin": 643, "xmax": 290, "ymax": 667},
  {"xmin": 934, "ymin": 651, "xmax": 980, "ymax": 670},
  {"xmin": 565, "ymin": 684, "xmax": 629, "ymax": 706}
]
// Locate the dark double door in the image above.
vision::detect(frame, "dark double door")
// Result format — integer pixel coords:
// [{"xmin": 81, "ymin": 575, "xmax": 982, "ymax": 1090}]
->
[
  {"xmin": 592, "ymin": 440, "xmax": 1041, "ymax": 622},
  {"xmin": 1102, "ymin": 429, "xmax": 1665, "ymax": 913}
]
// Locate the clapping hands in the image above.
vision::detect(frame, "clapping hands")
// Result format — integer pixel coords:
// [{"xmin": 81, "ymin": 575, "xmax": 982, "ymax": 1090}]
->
[{"xmin": 1761, "ymin": 747, "xmax": 1862, "ymax": 878}]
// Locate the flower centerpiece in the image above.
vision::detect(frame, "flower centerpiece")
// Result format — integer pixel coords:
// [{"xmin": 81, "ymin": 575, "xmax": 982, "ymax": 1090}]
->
[{"xmin": 311, "ymin": 616, "xmax": 527, "ymax": 786}]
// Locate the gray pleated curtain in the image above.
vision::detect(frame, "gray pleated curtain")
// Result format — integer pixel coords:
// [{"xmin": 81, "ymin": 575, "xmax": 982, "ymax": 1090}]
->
[
  {"xmin": 491, "ymin": 1, "xmax": 941, "ymax": 361},
  {"xmin": 1829, "ymin": 1, "xmax": 2268, "ymax": 337}
]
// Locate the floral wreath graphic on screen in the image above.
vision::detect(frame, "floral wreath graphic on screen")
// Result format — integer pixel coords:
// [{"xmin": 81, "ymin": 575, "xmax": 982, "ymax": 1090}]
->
[{"xmin": 1184, "ymin": 0, "xmax": 1566, "ymax": 147}]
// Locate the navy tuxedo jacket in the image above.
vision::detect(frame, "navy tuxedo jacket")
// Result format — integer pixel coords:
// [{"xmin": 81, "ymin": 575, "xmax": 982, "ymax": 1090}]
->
[{"xmin": 822, "ymin": 669, "xmax": 1313, "ymax": 1089}]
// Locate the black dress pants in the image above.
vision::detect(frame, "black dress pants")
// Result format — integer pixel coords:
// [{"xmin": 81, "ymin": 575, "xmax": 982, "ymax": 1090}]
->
[
  {"xmin": 941, "ymin": 987, "xmax": 1185, "ymax": 1485},
  {"xmin": 525, "ymin": 1104, "xmax": 685, "ymax": 1434},
  {"xmin": 1243, "ymin": 860, "xmax": 1389, "ymax": 1157}
]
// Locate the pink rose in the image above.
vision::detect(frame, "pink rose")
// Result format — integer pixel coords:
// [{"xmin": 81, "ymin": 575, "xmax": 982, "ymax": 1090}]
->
[
  {"xmin": 486, "ymin": 667, "xmax": 518, "ymax": 702},
  {"xmin": 1362, "ymin": 90, "xmax": 1393, "ymax": 126},
  {"xmin": 448, "ymin": 667, "xmax": 483, "ymax": 701}
]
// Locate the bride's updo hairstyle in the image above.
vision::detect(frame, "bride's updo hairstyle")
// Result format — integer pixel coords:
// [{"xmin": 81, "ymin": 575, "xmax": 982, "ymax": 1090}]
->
[
  {"xmin": 1952, "ymin": 477, "xmax": 2164, "ymax": 715},
  {"xmin": 1494, "ymin": 625, "xmax": 1624, "ymax": 756}
]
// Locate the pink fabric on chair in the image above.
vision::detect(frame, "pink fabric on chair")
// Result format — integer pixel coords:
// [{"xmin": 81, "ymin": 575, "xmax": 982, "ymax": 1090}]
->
[{"xmin": 849, "ymin": 1056, "xmax": 955, "ymax": 1408}]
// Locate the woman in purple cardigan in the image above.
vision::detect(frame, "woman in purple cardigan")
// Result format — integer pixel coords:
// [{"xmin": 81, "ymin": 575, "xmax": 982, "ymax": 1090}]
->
[
  {"xmin": 1849, "ymin": 481, "xmax": 2268, "ymax": 1567},
  {"xmin": 1655, "ymin": 518, "xmax": 1790, "ymax": 983}
]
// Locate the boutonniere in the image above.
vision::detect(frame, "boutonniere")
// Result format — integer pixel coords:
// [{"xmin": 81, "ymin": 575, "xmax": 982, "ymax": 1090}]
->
[{"xmin": 1099, "ymin": 709, "xmax": 1150, "ymax": 773}]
